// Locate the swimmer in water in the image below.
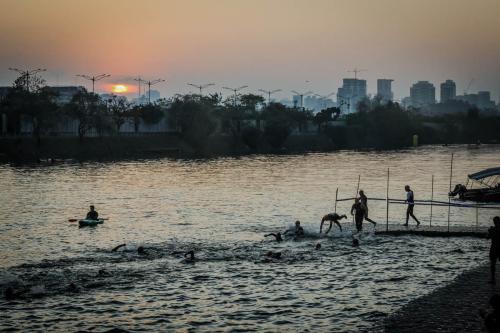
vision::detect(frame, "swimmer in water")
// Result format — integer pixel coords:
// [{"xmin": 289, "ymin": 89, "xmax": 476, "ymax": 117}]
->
[
  {"xmin": 266, "ymin": 251, "xmax": 282, "ymax": 259},
  {"xmin": 352, "ymin": 238, "xmax": 360, "ymax": 247},
  {"xmin": 320, "ymin": 213, "xmax": 347, "ymax": 234},
  {"xmin": 112, "ymin": 244, "xmax": 146, "ymax": 254},
  {"xmin": 315, "ymin": 243, "xmax": 322, "ymax": 250},
  {"xmin": 264, "ymin": 232, "xmax": 283, "ymax": 242},
  {"xmin": 284, "ymin": 220, "xmax": 305, "ymax": 238},
  {"xmin": 112, "ymin": 244, "xmax": 126, "ymax": 252},
  {"xmin": 182, "ymin": 250, "xmax": 195, "ymax": 263}
]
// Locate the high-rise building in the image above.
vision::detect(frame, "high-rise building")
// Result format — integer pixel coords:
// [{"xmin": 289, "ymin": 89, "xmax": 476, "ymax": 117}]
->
[
  {"xmin": 440, "ymin": 80, "xmax": 456, "ymax": 103},
  {"xmin": 377, "ymin": 79, "xmax": 393, "ymax": 101},
  {"xmin": 477, "ymin": 91, "xmax": 494, "ymax": 109},
  {"xmin": 337, "ymin": 78, "xmax": 367, "ymax": 113},
  {"xmin": 410, "ymin": 81, "xmax": 435, "ymax": 107}
]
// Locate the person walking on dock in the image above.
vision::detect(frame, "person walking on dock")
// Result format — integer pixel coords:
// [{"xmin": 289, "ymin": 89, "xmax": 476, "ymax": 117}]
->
[
  {"xmin": 359, "ymin": 190, "xmax": 376, "ymax": 227},
  {"xmin": 404, "ymin": 185, "xmax": 420, "ymax": 227},
  {"xmin": 488, "ymin": 216, "xmax": 500, "ymax": 284}
]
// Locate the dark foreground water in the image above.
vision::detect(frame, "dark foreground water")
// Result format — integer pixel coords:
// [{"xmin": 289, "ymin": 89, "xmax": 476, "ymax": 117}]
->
[{"xmin": 1, "ymin": 145, "xmax": 499, "ymax": 332}]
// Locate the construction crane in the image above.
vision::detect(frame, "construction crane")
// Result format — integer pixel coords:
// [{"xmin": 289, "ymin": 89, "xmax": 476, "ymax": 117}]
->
[
  {"xmin": 187, "ymin": 83, "xmax": 215, "ymax": 95},
  {"xmin": 291, "ymin": 90, "xmax": 313, "ymax": 109},
  {"xmin": 348, "ymin": 68, "xmax": 367, "ymax": 80},
  {"xmin": 133, "ymin": 77, "xmax": 147, "ymax": 99},
  {"xmin": 464, "ymin": 78, "xmax": 474, "ymax": 95},
  {"xmin": 258, "ymin": 89, "xmax": 281, "ymax": 104},
  {"xmin": 223, "ymin": 85, "xmax": 248, "ymax": 107}
]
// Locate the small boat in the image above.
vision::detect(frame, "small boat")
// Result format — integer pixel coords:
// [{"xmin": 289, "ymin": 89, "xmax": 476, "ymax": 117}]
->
[
  {"xmin": 449, "ymin": 167, "xmax": 500, "ymax": 202},
  {"xmin": 78, "ymin": 219, "xmax": 105, "ymax": 227}
]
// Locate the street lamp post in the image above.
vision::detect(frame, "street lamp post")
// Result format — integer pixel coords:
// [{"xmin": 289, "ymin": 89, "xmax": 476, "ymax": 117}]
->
[
  {"xmin": 258, "ymin": 89, "xmax": 281, "ymax": 104},
  {"xmin": 8, "ymin": 67, "xmax": 47, "ymax": 92},
  {"xmin": 222, "ymin": 85, "xmax": 248, "ymax": 107},
  {"xmin": 143, "ymin": 79, "xmax": 166, "ymax": 104},
  {"xmin": 291, "ymin": 90, "xmax": 313, "ymax": 109},
  {"xmin": 76, "ymin": 73, "xmax": 111, "ymax": 93},
  {"xmin": 187, "ymin": 83, "xmax": 215, "ymax": 95}
]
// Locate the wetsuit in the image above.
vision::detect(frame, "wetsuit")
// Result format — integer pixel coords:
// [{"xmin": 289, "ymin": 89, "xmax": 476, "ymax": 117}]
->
[
  {"xmin": 351, "ymin": 202, "xmax": 365, "ymax": 232},
  {"xmin": 86, "ymin": 210, "xmax": 98, "ymax": 220}
]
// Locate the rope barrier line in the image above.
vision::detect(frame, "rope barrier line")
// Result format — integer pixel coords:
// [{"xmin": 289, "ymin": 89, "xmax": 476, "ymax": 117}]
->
[{"xmin": 335, "ymin": 196, "xmax": 500, "ymax": 209}]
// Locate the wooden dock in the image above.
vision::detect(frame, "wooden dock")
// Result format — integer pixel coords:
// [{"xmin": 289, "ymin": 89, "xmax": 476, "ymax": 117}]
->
[{"xmin": 375, "ymin": 224, "xmax": 489, "ymax": 238}]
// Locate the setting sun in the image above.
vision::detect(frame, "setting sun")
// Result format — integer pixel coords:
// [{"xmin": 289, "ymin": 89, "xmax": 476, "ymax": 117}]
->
[{"xmin": 112, "ymin": 84, "xmax": 128, "ymax": 93}]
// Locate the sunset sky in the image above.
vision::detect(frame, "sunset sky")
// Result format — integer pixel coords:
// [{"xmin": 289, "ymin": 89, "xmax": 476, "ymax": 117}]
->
[{"xmin": 1, "ymin": 0, "xmax": 499, "ymax": 101}]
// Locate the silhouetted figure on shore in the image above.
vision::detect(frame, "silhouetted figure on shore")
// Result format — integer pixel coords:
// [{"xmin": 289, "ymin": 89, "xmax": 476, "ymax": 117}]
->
[
  {"xmin": 264, "ymin": 232, "xmax": 283, "ymax": 242},
  {"xmin": 488, "ymin": 216, "xmax": 500, "ymax": 284},
  {"xmin": 404, "ymin": 185, "xmax": 420, "ymax": 227},
  {"xmin": 284, "ymin": 220, "xmax": 305, "ymax": 238},
  {"xmin": 320, "ymin": 213, "xmax": 347, "ymax": 234},
  {"xmin": 480, "ymin": 293, "xmax": 500, "ymax": 332},
  {"xmin": 351, "ymin": 198, "xmax": 366, "ymax": 232},
  {"xmin": 86, "ymin": 205, "xmax": 99, "ymax": 220},
  {"xmin": 359, "ymin": 190, "xmax": 376, "ymax": 227}
]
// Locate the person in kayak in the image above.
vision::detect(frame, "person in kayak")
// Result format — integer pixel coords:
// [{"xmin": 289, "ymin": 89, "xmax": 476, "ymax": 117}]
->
[
  {"xmin": 404, "ymin": 185, "xmax": 420, "ymax": 227},
  {"xmin": 488, "ymin": 216, "xmax": 500, "ymax": 284},
  {"xmin": 359, "ymin": 190, "xmax": 376, "ymax": 227},
  {"xmin": 284, "ymin": 220, "xmax": 305, "ymax": 238},
  {"xmin": 264, "ymin": 232, "xmax": 283, "ymax": 242},
  {"xmin": 320, "ymin": 213, "xmax": 347, "ymax": 234},
  {"xmin": 351, "ymin": 198, "xmax": 366, "ymax": 232},
  {"xmin": 86, "ymin": 205, "xmax": 99, "ymax": 220}
]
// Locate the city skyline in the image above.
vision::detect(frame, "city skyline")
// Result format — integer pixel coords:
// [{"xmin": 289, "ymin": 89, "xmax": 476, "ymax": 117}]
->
[{"xmin": 1, "ymin": 0, "xmax": 500, "ymax": 101}]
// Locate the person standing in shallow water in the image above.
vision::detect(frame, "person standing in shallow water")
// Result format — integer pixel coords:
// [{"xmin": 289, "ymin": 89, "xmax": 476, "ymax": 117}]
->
[
  {"xmin": 350, "ymin": 198, "xmax": 366, "ymax": 233},
  {"xmin": 359, "ymin": 190, "xmax": 376, "ymax": 227},
  {"xmin": 404, "ymin": 185, "xmax": 420, "ymax": 227},
  {"xmin": 488, "ymin": 216, "xmax": 500, "ymax": 284}
]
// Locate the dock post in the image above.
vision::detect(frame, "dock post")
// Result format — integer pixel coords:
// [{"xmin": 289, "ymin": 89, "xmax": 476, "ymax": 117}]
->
[
  {"xmin": 334, "ymin": 188, "xmax": 338, "ymax": 213},
  {"xmin": 476, "ymin": 205, "xmax": 479, "ymax": 231},
  {"xmin": 447, "ymin": 153, "xmax": 454, "ymax": 234},
  {"xmin": 430, "ymin": 175, "xmax": 434, "ymax": 227},
  {"xmin": 386, "ymin": 168, "xmax": 389, "ymax": 232}
]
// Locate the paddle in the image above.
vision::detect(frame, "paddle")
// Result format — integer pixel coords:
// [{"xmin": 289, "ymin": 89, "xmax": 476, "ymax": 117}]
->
[{"xmin": 68, "ymin": 218, "xmax": 109, "ymax": 222}]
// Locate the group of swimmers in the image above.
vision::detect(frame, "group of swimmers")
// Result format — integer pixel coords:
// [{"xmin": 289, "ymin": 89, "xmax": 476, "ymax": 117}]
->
[{"xmin": 87, "ymin": 185, "xmax": 422, "ymax": 262}]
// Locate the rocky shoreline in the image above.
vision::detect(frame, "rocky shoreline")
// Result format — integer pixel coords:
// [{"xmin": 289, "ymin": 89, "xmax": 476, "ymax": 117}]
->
[{"xmin": 384, "ymin": 264, "xmax": 498, "ymax": 332}]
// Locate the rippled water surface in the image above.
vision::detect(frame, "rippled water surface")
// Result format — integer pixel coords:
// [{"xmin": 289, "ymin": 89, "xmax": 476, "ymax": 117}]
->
[{"xmin": 1, "ymin": 145, "xmax": 499, "ymax": 332}]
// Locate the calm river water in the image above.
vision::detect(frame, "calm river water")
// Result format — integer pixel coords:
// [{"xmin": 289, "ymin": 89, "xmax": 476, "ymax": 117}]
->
[{"xmin": 1, "ymin": 145, "xmax": 499, "ymax": 332}]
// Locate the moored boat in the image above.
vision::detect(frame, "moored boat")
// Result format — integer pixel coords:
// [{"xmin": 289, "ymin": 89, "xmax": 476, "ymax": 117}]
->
[{"xmin": 449, "ymin": 167, "xmax": 500, "ymax": 202}]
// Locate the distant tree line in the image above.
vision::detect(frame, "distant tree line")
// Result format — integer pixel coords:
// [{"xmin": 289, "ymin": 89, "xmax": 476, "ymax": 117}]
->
[
  {"xmin": 1, "ymin": 72, "xmax": 499, "ymax": 152},
  {"xmin": 0, "ymin": 72, "xmax": 165, "ymax": 143}
]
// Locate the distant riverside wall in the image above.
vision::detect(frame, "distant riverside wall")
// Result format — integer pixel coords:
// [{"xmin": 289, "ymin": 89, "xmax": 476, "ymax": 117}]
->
[
  {"xmin": 0, "ymin": 131, "xmax": 498, "ymax": 162},
  {"xmin": 0, "ymin": 132, "xmax": 344, "ymax": 162}
]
